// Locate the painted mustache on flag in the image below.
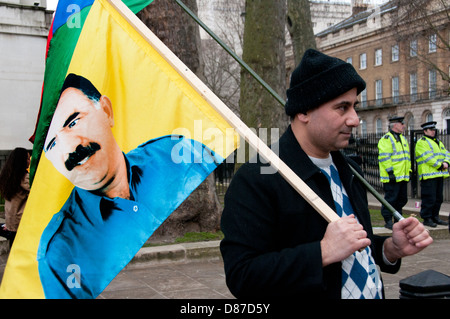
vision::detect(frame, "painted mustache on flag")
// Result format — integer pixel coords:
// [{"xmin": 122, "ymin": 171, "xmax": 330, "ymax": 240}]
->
[{"xmin": 65, "ymin": 142, "xmax": 101, "ymax": 171}]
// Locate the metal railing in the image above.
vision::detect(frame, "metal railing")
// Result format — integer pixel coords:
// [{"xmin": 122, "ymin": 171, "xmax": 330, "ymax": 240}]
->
[{"xmin": 215, "ymin": 131, "xmax": 450, "ymax": 202}]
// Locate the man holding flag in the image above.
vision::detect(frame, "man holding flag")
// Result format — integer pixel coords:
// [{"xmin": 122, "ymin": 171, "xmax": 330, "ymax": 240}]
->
[{"xmin": 220, "ymin": 49, "xmax": 433, "ymax": 299}]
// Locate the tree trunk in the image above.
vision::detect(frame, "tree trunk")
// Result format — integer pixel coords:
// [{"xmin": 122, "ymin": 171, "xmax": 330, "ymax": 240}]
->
[
  {"xmin": 240, "ymin": 0, "xmax": 288, "ymax": 144},
  {"xmin": 137, "ymin": 0, "xmax": 222, "ymax": 243},
  {"xmin": 287, "ymin": 0, "xmax": 316, "ymax": 66},
  {"xmin": 138, "ymin": 0, "xmax": 204, "ymax": 78}
]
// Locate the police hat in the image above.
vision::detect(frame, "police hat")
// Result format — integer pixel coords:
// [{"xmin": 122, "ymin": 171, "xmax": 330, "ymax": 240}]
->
[
  {"xmin": 421, "ymin": 121, "xmax": 437, "ymax": 130},
  {"xmin": 389, "ymin": 116, "xmax": 404, "ymax": 123}
]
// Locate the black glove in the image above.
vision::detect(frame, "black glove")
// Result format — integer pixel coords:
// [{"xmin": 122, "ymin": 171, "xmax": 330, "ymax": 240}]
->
[{"xmin": 388, "ymin": 171, "xmax": 396, "ymax": 183}]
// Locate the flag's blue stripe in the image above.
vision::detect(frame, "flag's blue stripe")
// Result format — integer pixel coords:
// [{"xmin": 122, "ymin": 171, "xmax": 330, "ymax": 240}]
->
[{"xmin": 52, "ymin": 0, "xmax": 94, "ymax": 35}]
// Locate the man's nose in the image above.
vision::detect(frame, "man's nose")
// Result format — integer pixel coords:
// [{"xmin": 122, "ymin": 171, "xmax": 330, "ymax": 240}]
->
[
  {"xmin": 347, "ymin": 108, "xmax": 360, "ymax": 127},
  {"xmin": 57, "ymin": 132, "xmax": 81, "ymax": 156}
]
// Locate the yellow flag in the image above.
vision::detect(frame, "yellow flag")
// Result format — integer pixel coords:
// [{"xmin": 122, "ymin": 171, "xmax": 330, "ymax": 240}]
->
[{"xmin": 1, "ymin": 0, "xmax": 238, "ymax": 298}]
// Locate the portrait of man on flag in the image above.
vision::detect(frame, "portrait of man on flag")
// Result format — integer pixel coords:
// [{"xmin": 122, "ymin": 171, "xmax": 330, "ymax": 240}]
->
[{"xmin": 37, "ymin": 73, "xmax": 221, "ymax": 298}]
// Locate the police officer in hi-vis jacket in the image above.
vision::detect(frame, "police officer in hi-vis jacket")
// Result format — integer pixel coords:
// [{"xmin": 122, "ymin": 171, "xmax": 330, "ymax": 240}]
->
[
  {"xmin": 415, "ymin": 121, "xmax": 450, "ymax": 228},
  {"xmin": 378, "ymin": 116, "xmax": 411, "ymax": 229}
]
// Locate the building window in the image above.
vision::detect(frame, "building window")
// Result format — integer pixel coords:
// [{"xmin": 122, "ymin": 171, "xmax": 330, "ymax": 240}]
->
[
  {"xmin": 376, "ymin": 118, "xmax": 382, "ymax": 134},
  {"xmin": 425, "ymin": 112, "xmax": 433, "ymax": 123},
  {"xmin": 410, "ymin": 73, "xmax": 418, "ymax": 102},
  {"xmin": 360, "ymin": 53, "xmax": 367, "ymax": 69},
  {"xmin": 429, "ymin": 69, "xmax": 437, "ymax": 99},
  {"xmin": 443, "ymin": 108, "xmax": 450, "ymax": 133},
  {"xmin": 346, "ymin": 57, "xmax": 352, "ymax": 64},
  {"xmin": 360, "ymin": 88, "xmax": 367, "ymax": 108},
  {"xmin": 410, "ymin": 39, "xmax": 418, "ymax": 57},
  {"xmin": 360, "ymin": 119, "xmax": 367, "ymax": 137},
  {"xmin": 392, "ymin": 76, "xmax": 399, "ymax": 103},
  {"xmin": 429, "ymin": 33, "xmax": 437, "ymax": 53},
  {"xmin": 375, "ymin": 80, "xmax": 383, "ymax": 105},
  {"xmin": 375, "ymin": 48, "xmax": 382, "ymax": 66},
  {"xmin": 391, "ymin": 44, "xmax": 399, "ymax": 62}
]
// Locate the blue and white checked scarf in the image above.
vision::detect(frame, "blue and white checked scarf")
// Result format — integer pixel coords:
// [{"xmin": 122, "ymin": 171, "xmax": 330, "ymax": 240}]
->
[{"xmin": 311, "ymin": 156, "xmax": 382, "ymax": 299}]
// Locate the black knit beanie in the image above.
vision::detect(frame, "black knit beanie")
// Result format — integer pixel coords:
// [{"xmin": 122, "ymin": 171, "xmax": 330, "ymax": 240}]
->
[{"xmin": 285, "ymin": 49, "xmax": 366, "ymax": 116}]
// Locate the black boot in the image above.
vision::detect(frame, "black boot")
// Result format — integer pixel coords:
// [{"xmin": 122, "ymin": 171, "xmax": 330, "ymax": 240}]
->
[
  {"xmin": 432, "ymin": 217, "xmax": 448, "ymax": 226},
  {"xmin": 423, "ymin": 218, "xmax": 437, "ymax": 227},
  {"xmin": 384, "ymin": 219, "xmax": 393, "ymax": 230}
]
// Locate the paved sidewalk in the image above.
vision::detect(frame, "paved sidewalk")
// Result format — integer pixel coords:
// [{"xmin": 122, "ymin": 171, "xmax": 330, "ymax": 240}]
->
[
  {"xmin": 367, "ymin": 192, "xmax": 450, "ymax": 222},
  {"xmin": 97, "ymin": 238, "xmax": 449, "ymax": 300},
  {"xmin": 99, "ymin": 256, "xmax": 231, "ymax": 299}
]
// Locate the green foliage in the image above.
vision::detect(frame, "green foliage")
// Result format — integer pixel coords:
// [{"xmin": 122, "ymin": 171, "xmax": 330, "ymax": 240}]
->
[
  {"xmin": 369, "ymin": 209, "xmax": 423, "ymax": 227},
  {"xmin": 174, "ymin": 231, "xmax": 224, "ymax": 244}
]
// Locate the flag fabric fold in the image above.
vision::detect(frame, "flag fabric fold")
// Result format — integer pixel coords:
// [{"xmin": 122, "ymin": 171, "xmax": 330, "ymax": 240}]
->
[{"xmin": 1, "ymin": 0, "xmax": 238, "ymax": 299}]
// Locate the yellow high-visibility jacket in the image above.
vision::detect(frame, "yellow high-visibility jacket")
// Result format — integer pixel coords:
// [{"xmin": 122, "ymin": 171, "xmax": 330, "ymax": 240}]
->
[
  {"xmin": 415, "ymin": 135, "xmax": 450, "ymax": 180},
  {"xmin": 378, "ymin": 131, "xmax": 411, "ymax": 183}
]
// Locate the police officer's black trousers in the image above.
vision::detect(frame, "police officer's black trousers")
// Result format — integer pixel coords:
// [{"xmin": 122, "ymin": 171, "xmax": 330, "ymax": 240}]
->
[
  {"xmin": 381, "ymin": 181, "xmax": 408, "ymax": 222},
  {"xmin": 420, "ymin": 177, "xmax": 443, "ymax": 220}
]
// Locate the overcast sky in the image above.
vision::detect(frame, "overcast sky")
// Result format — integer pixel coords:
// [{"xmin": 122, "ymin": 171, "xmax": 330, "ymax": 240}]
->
[{"xmin": 46, "ymin": 0, "xmax": 57, "ymax": 10}]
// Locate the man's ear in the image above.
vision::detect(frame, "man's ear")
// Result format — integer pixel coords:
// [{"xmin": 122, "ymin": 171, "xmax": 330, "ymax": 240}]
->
[
  {"xmin": 295, "ymin": 112, "xmax": 309, "ymax": 124},
  {"xmin": 99, "ymin": 95, "xmax": 114, "ymax": 127}
]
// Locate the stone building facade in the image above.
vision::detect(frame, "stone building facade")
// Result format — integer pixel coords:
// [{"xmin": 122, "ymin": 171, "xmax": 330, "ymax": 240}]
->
[
  {"xmin": 0, "ymin": 0, "xmax": 52, "ymax": 154},
  {"xmin": 310, "ymin": 0, "xmax": 352, "ymax": 35},
  {"xmin": 316, "ymin": 0, "xmax": 450, "ymax": 136}
]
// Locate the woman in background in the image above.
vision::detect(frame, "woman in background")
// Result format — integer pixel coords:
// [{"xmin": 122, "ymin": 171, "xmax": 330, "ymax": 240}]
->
[{"xmin": 0, "ymin": 148, "xmax": 31, "ymax": 247}]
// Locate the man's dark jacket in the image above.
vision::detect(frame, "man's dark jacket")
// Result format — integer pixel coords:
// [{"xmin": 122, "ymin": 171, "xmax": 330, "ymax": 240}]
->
[{"xmin": 220, "ymin": 125, "xmax": 401, "ymax": 299}]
